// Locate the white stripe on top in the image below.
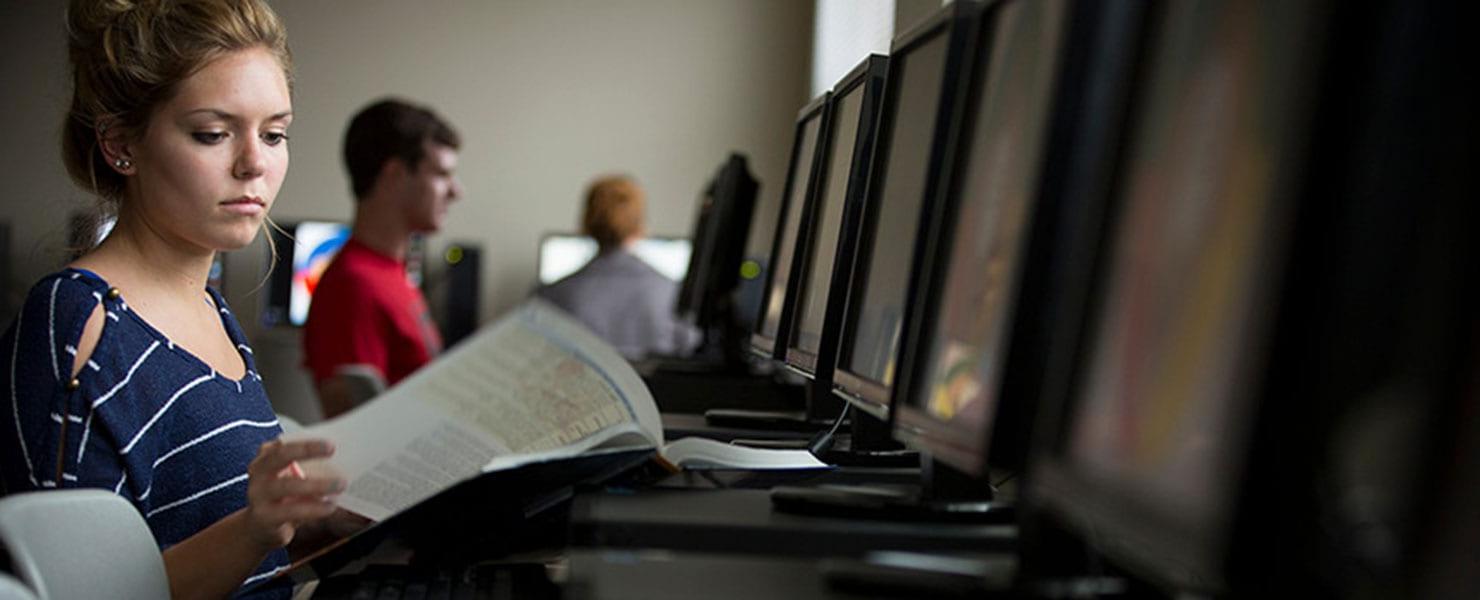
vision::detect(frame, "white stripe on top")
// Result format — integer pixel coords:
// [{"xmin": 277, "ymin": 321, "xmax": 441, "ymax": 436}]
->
[
  {"xmin": 78, "ymin": 341, "xmax": 162, "ymax": 464},
  {"xmin": 10, "ymin": 305, "xmax": 36, "ymax": 486},
  {"xmin": 121, "ymin": 372, "xmax": 214, "ymax": 455},
  {"xmin": 242, "ymin": 565, "xmax": 287, "ymax": 587},
  {"xmin": 48, "ymin": 278, "xmax": 61, "ymax": 381},
  {"xmin": 91, "ymin": 341, "xmax": 162, "ymax": 410},
  {"xmin": 151, "ymin": 418, "xmax": 278, "ymax": 469},
  {"xmin": 145, "ymin": 473, "xmax": 247, "ymax": 518}
]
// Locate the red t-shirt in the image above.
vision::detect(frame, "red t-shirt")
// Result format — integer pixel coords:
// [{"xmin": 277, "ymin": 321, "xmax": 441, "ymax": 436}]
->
[{"xmin": 303, "ymin": 238, "xmax": 443, "ymax": 387}]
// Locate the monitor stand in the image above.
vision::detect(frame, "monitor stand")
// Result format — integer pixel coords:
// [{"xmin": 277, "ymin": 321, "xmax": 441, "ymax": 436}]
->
[
  {"xmin": 768, "ymin": 454, "xmax": 1014, "ymax": 523},
  {"xmin": 814, "ymin": 406, "xmax": 919, "ymax": 468},
  {"xmin": 701, "ymin": 376, "xmax": 842, "ymax": 432}
]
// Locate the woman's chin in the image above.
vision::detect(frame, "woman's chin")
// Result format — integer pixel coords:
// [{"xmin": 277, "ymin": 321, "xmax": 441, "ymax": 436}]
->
[{"xmin": 210, "ymin": 229, "xmax": 262, "ymax": 252}]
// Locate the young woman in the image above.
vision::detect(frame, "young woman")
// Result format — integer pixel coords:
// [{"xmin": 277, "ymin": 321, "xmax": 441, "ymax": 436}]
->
[{"xmin": 1, "ymin": 1, "xmax": 343, "ymax": 598}]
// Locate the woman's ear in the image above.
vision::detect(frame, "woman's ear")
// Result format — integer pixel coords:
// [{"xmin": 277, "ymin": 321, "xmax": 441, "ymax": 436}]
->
[{"xmin": 96, "ymin": 120, "xmax": 135, "ymax": 175}]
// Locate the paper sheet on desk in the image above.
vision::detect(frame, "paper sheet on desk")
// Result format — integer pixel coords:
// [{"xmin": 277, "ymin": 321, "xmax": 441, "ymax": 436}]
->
[
  {"xmin": 287, "ymin": 300, "xmax": 664, "ymax": 521},
  {"xmin": 659, "ymin": 437, "xmax": 830, "ymax": 470}
]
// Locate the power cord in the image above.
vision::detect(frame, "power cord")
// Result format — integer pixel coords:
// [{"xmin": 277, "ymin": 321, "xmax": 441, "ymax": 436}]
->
[{"xmin": 806, "ymin": 401, "xmax": 852, "ymax": 457}]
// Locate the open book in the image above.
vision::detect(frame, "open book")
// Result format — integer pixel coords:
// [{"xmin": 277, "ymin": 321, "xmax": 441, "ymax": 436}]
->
[{"xmin": 292, "ymin": 299, "xmax": 827, "ymax": 523}]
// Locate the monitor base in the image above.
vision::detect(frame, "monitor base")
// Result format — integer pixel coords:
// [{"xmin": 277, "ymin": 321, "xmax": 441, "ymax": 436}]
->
[
  {"xmin": 769, "ymin": 484, "xmax": 1014, "ymax": 523},
  {"xmin": 703, "ymin": 408, "xmax": 827, "ymax": 432},
  {"xmin": 819, "ymin": 552, "xmax": 1018, "ymax": 599}
]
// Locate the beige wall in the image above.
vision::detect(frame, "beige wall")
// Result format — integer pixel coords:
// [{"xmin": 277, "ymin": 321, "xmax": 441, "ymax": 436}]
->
[{"xmin": 0, "ymin": 1, "xmax": 813, "ymax": 422}]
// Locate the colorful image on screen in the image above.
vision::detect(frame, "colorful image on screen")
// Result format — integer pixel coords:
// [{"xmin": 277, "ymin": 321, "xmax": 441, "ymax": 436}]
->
[{"xmin": 289, "ymin": 221, "xmax": 351, "ymax": 326}]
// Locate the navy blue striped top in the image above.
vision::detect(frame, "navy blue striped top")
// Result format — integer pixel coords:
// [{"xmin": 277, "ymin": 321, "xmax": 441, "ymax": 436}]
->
[{"xmin": 0, "ymin": 269, "xmax": 290, "ymax": 598}]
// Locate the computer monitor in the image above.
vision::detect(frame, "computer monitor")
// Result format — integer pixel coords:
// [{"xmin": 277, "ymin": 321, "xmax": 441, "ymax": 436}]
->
[
  {"xmin": 781, "ymin": 54, "xmax": 889, "ymax": 389},
  {"xmin": 830, "ymin": 3, "xmax": 980, "ymax": 422},
  {"xmin": 536, "ymin": 233, "xmax": 692, "ymax": 286},
  {"xmin": 734, "ymin": 139, "xmax": 796, "ymax": 337},
  {"xmin": 674, "ymin": 154, "xmax": 758, "ymax": 340},
  {"xmin": 263, "ymin": 220, "xmax": 351, "ymax": 327},
  {"xmin": 889, "ymin": 0, "xmax": 1072, "ymax": 480},
  {"xmin": 1025, "ymin": 0, "xmax": 1335, "ymax": 593},
  {"xmin": 772, "ymin": 0, "xmax": 1143, "ymax": 521},
  {"xmin": 750, "ymin": 94, "xmax": 830, "ymax": 361},
  {"xmin": 673, "ymin": 179, "xmax": 712, "ymax": 320}
]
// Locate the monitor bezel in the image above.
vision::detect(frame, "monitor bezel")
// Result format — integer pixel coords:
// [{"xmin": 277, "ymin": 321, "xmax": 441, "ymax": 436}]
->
[
  {"xmin": 890, "ymin": 0, "xmax": 1083, "ymax": 481},
  {"xmin": 828, "ymin": 0, "xmax": 989, "ymax": 421},
  {"xmin": 749, "ymin": 93, "xmax": 833, "ymax": 361},
  {"xmin": 262, "ymin": 219, "xmax": 352, "ymax": 328},
  {"xmin": 781, "ymin": 53, "xmax": 890, "ymax": 380},
  {"xmin": 1023, "ymin": 0, "xmax": 1334, "ymax": 594},
  {"xmin": 676, "ymin": 154, "xmax": 759, "ymax": 333},
  {"xmin": 674, "ymin": 173, "xmax": 716, "ymax": 320}
]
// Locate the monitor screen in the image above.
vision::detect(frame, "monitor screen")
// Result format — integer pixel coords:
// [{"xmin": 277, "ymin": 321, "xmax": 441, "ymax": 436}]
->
[
  {"xmin": 287, "ymin": 221, "xmax": 351, "ymax": 326},
  {"xmin": 538, "ymin": 234, "xmax": 692, "ymax": 285},
  {"xmin": 755, "ymin": 103, "xmax": 827, "ymax": 349},
  {"xmin": 674, "ymin": 181, "xmax": 714, "ymax": 319},
  {"xmin": 263, "ymin": 220, "xmax": 350, "ymax": 327},
  {"xmin": 831, "ymin": 26, "xmax": 951, "ymax": 404},
  {"xmin": 1065, "ymin": 2, "xmax": 1308, "ymax": 538},
  {"xmin": 894, "ymin": 0, "xmax": 1068, "ymax": 473},
  {"xmin": 789, "ymin": 82, "xmax": 867, "ymax": 360},
  {"xmin": 735, "ymin": 132, "xmax": 797, "ymax": 334},
  {"xmin": 1036, "ymin": 0, "xmax": 1321, "ymax": 590}
]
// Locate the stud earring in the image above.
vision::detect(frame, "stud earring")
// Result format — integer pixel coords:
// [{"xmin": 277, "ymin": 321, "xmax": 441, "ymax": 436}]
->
[{"xmin": 113, "ymin": 158, "xmax": 132, "ymax": 170}]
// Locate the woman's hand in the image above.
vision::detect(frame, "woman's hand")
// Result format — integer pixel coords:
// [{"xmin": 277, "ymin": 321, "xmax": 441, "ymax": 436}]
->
[{"xmin": 241, "ymin": 438, "xmax": 345, "ymax": 552}]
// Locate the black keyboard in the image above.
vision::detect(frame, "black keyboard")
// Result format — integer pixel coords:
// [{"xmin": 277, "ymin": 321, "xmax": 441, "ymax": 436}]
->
[{"xmin": 310, "ymin": 563, "xmax": 558, "ymax": 600}]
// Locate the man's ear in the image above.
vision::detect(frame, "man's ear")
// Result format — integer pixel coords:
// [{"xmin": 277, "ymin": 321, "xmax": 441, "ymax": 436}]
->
[
  {"xmin": 96, "ymin": 120, "xmax": 135, "ymax": 175},
  {"xmin": 378, "ymin": 157, "xmax": 412, "ymax": 190}
]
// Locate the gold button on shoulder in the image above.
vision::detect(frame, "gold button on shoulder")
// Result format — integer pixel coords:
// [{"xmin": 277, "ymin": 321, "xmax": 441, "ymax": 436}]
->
[
  {"xmin": 106, "ymin": 287, "xmax": 121, "ymax": 300},
  {"xmin": 66, "ymin": 378, "xmax": 80, "ymax": 391}
]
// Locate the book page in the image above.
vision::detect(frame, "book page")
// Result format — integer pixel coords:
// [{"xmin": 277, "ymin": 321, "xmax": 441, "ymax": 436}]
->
[
  {"xmin": 660, "ymin": 437, "xmax": 830, "ymax": 470},
  {"xmin": 292, "ymin": 300, "xmax": 662, "ymax": 521}
]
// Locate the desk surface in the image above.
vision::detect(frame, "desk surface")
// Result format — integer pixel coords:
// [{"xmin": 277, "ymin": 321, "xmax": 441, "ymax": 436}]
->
[
  {"xmin": 570, "ymin": 488, "xmax": 1016, "ymax": 558},
  {"xmin": 661, "ymin": 412, "xmax": 816, "ymax": 442},
  {"xmin": 563, "ymin": 549, "xmax": 848, "ymax": 600}
]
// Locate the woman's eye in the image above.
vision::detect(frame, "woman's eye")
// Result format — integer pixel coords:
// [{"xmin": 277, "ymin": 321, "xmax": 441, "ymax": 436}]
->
[
  {"xmin": 262, "ymin": 131, "xmax": 290, "ymax": 146},
  {"xmin": 192, "ymin": 131, "xmax": 227, "ymax": 144}
]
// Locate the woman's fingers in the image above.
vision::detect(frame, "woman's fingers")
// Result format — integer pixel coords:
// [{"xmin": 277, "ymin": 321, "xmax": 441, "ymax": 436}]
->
[
  {"xmin": 250, "ymin": 438, "xmax": 335, "ymax": 477},
  {"xmin": 267, "ymin": 475, "xmax": 345, "ymax": 499},
  {"xmin": 263, "ymin": 496, "xmax": 341, "ymax": 524}
]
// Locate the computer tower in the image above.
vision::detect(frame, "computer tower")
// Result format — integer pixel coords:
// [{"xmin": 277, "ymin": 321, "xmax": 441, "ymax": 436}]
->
[{"xmin": 441, "ymin": 242, "xmax": 481, "ymax": 348}]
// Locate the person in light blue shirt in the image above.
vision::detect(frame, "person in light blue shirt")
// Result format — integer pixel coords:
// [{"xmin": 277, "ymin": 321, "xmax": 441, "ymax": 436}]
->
[{"xmin": 538, "ymin": 176, "xmax": 700, "ymax": 360}]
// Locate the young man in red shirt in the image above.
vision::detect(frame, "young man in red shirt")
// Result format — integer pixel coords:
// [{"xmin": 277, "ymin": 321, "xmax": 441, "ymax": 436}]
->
[{"xmin": 303, "ymin": 98, "xmax": 462, "ymax": 418}]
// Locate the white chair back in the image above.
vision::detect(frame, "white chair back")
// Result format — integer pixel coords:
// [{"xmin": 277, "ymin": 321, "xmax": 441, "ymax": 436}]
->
[{"xmin": 0, "ymin": 490, "xmax": 168, "ymax": 600}]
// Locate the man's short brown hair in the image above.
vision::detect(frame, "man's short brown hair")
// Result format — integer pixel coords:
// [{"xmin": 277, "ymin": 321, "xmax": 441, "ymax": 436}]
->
[{"xmin": 343, "ymin": 98, "xmax": 461, "ymax": 200}]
